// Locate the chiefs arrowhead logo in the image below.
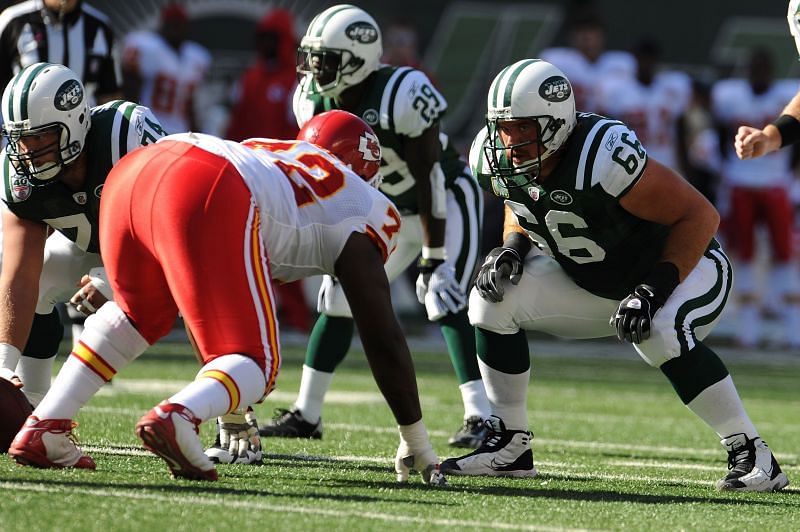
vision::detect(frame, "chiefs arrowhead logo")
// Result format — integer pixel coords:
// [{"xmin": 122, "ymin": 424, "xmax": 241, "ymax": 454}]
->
[{"xmin": 358, "ymin": 131, "xmax": 381, "ymax": 162}]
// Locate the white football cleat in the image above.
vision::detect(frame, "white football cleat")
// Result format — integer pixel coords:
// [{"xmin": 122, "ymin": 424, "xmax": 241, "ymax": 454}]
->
[
  {"xmin": 441, "ymin": 416, "xmax": 537, "ymax": 478},
  {"xmin": 716, "ymin": 433, "xmax": 789, "ymax": 492}
]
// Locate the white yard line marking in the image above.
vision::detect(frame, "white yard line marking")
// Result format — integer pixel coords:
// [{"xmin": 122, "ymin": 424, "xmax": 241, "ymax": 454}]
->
[
  {"xmin": 0, "ymin": 481, "xmax": 587, "ymax": 532},
  {"xmin": 80, "ymin": 408, "xmax": 800, "ymax": 464}
]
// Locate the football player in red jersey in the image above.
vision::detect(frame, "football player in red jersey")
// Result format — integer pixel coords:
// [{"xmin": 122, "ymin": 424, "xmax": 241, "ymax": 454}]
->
[{"xmin": 8, "ymin": 110, "xmax": 445, "ymax": 486}]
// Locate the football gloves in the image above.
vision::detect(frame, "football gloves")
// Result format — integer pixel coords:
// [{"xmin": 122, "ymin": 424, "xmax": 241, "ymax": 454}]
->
[
  {"xmin": 612, "ymin": 284, "xmax": 663, "ymax": 344},
  {"xmin": 394, "ymin": 439, "xmax": 447, "ymax": 487},
  {"xmin": 475, "ymin": 247, "xmax": 524, "ymax": 303},
  {"xmin": 415, "ymin": 258, "xmax": 466, "ymax": 321},
  {"xmin": 204, "ymin": 407, "xmax": 262, "ymax": 465}
]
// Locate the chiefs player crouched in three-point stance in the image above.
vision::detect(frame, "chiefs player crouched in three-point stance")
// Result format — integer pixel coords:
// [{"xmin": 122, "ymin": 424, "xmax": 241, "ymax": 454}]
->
[{"xmin": 8, "ymin": 110, "xmax": 445, "ymax": 485}]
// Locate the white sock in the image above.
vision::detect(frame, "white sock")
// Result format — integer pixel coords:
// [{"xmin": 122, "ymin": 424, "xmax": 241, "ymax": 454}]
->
[
  {"xmin": 737, "ymin": 303, "xmax": 760, "ymax": 347},
  {"xmin": 35, "ymin": 355, "xmax": 106, "ymax": 419},
  {"xmin": 477, "ymin": 358, "xmax": 530, "ymax": 431},
  {"xmin": 686, "ymin": 376, "xmax": 758, "ymax": 439},
  {"xmin": 293, "ymin": 364, "xmax": 334, "ymax": 424},
  {"xmin": 169, "ymin": 354, "xmax": 266, "ymax": 421},
  {"xmin": 16, "ymin": 356, "xmax": 55, "ymax": 408},
  {"xmin": 36, "ymin": 304, "xmax": 149, "ymax": 420},
  {"xmin": 459, "ymin": 379, "xmax": 491, "ymax": 420},
  {"xmin": 783, "ymin": 304, "xmax": 800, "ymax": 348}
]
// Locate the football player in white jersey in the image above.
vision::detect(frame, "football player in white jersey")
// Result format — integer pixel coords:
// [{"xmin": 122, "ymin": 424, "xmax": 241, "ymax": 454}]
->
[
  {"xmin": 735, "ymin": 0, "xmax": 800, "ymax": 158},
  {"xmin": 8, "ymin": 110, "xmax": 446, "ymax": 486},
  {"xmin": 121, "ymin": 4, "xmax": 210, "ymax": 134},
  {"xmin": 712, "ymin": 47, "xmax": 800, "ymax": 349},
  {"xmin": 0, "ymin": 63, "xmax": 166, "ymax": 412},
  {"xmin": 440, "ymin": 59, "xmax": 788, "ymax": 492},
  {"xmin": 595, "ymin": 39, "xmax": 691, "ymax": 170},
  {"xmin": 539, "ymin": 10, "xmax": 635, "ymax": 111}
]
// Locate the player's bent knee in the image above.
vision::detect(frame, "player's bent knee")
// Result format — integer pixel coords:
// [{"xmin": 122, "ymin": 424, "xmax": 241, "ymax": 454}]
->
[
  {"xmin": 22, "ymin": 309, "xmax": 64, "ymax": 359},
  {"xmin": 80, "ymin": 303, "xmax": 150, "ymax": 364},
  {"xmin": 467, "ymin": 288, "xmax": 517, "ymax": 334},
  {"xmin": 633, "ymin": 315, "xmax": 683, "ymax": 367}
]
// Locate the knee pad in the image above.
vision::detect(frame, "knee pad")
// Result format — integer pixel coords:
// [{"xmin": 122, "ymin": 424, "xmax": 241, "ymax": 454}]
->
[
  {"xmin": 316, "ymin": 275, "xmax": 352, "ymax": 318},
  {"xmin": 22, "ymin": 309, "xmax": 63, "ymax": 360}
]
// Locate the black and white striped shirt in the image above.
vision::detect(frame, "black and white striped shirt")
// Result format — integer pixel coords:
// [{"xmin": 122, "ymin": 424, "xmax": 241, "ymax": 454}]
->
[{"xmin": 0, "ymin": 0, "xmax": 119, "ymax": 105}]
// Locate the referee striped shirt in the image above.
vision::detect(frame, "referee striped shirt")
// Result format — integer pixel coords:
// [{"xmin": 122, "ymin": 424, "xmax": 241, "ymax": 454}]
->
[{"xmin": 0, "ymin": 0, "xmax": 119, "ymax": 105}]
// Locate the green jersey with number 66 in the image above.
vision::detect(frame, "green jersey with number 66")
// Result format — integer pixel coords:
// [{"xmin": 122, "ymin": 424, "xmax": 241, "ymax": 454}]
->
[
  {"xmin": 471, "ymin": 112, "xmax": 671, "ymax": 300},
  {"xmin": 1, "ymin": 100, "xmax": 167, "ymax": 253},
  {"xmin": 293, "ymin": 65, "xmax": 468, "ymax": 214}
]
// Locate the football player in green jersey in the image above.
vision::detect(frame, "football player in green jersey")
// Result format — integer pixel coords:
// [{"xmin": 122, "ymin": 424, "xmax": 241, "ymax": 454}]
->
[
  {"xmin": 441, "ymin": 59, "xmax": 789, "ymax": 492},
  {"xmin": 260, "ymin": 4, "xmax": 490, "ymax": 447},
  {"xmin": 0, "ymin": 63, "xmax": 167, "ymax": 409}
]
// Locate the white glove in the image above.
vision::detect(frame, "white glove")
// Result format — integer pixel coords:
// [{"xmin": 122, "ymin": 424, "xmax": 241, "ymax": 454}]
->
[
  {"xmin": 415, "ymin": 259, "xmax": 466, "ymax": 321},
  {"xmin": 394, "ymin": 421, "xmax": 446, "ymax": 486},
  {"xmin": 316, "ymin": 274, "xmax": 352, "ymax": 317},
  {"xmin": 88, "ymin": 267, "xmax": 114, "ymax": 300},
  {"xmin": 204, "ymin": 407, "xmax": 262, "ymax": 465}
]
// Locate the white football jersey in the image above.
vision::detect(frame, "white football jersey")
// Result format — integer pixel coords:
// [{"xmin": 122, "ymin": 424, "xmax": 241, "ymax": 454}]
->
[
  {"xmin": 595, "ymin": 70, "xmax": 691, "ymax": 169},
  {"xmin": 156, "ymin": 133, "xmax": 401, "ymax": 282},
  {"xmin": 712, "ymin": 78, "xmax": 799, "ymax": 187},
  {"xmin": 789, "ymin": 0, "xmax": 800, "ymax": 57},
  {"xmin": 539, "ymin": 47, "xmax": 636, "ymax": 110},
  {"xmin": 122, "ymin": 31, "xmax": 211, "ymax": 134}
]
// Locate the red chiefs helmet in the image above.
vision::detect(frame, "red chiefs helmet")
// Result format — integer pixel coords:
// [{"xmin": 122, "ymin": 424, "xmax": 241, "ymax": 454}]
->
[{"xmin": 296, "ymin": 110, "xmax": 383, "ymax": 187}]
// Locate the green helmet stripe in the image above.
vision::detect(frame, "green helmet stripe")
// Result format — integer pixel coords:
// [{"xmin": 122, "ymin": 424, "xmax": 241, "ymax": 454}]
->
[
  {"xmin": 501, "ymin": 59, "xmax": 539, "ymax": 108},
  {"xmin": 6, "ymin": 63, "xmax": 37, "ymax": 121},
  {"xmin": 16, "ymin": 63, "xmax": 48, "ymax": 122},
  {"xmin": 489, "ymin": 64, "xmax": 513, "ymax": 110},
  {"xmin": 311, "ymin": 4, "xmax": 356, "ymax": 37}
]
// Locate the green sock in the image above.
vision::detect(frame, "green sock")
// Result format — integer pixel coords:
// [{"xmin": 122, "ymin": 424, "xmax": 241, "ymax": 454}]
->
[
  {"xmin": 475, "ymin": 327, "xmax": 530, "ymax": 374},
  {"xmin": 660, "ymin": 341, "xmax": 730, "ymax": 404},
  {"xmin": 438, "ymin": 310, "xmax": 481, "ymax": 383},
  {"xmin": 304, "ymin": 315, "xmax": 354, "ymax": 372}
]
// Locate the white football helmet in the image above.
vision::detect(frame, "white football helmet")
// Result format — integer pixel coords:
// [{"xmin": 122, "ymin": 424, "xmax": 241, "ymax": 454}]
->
[
  {"xmin": 297, "ymin": 4, "xmax": 382, "ymax": 98},
  {"xmin": 484, "ymin": 59, "xmax": 576, "ymax": 187},
  {"xmin": 1, "ymin": 62, "xmax": 91, "ymax": 183}
]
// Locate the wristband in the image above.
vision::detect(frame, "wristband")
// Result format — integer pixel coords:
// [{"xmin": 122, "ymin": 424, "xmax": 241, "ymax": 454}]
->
[
  {"xmin": 771, "ymin": 114, "xmax": 800, "ymax": 148},
  {"xmin": 642, "ymin": 262, "xmax": 680, "ymax": 303},
  {"xmin": 502, "ymin": 231, "xmax": 532, "ymax": 258},
  {"xmin": 0, "ymin": 342, "xmax": 22, "ymax": 371},
  {"xmin": 422, "ymin": 246, "xmax": 446, "ymax": 260}
]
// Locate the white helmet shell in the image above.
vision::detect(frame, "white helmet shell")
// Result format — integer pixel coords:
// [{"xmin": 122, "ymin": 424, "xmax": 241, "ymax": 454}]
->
[
  {"xmin": 299, "ymin": 4, "xmax": 382, "ymax": 97},
  {"xmin": 1, "ymin": 62, "xmax": 91, "ymax": 182},
  {"xmin": 486, "ymin": 59, "xmax": 576, "ymax": 179}
]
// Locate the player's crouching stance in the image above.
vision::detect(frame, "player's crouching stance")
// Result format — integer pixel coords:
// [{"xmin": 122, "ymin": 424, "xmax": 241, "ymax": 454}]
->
[
  {"xmin": 440, "ymin": 59, "xmax": 788, "ymax": 492},
  {"xmin": 8, "ymin": 110, "xmax": 445, "ymax": 485}
]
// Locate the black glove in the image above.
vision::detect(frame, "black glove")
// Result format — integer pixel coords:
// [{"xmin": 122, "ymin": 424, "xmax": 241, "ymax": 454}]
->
[
  {"xmin": 475, "ymin": 247, "xmax": 524, "ymax": 303},
  {"xmin": 612, "ymin": 262, "xmax": 680, "ymax": 344},
  {"xmin": 612, "ymin": 284, "xmax": 663, "ymax": 344}
]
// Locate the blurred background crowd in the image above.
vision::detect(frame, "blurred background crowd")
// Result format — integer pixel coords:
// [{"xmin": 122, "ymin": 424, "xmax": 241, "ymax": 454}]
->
[{"xmin": 1, "ymin": 0, "xmax": 799, "ymax": 349}]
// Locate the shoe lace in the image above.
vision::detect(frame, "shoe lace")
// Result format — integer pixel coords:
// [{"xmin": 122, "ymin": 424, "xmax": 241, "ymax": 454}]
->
[
  {"xmin": 271, "ymin": 408, "xmax": 293, "ymax": 422},
  {"xmin": 477, "ymin": 419, "xmax": 504, "ymax": 450},
  {"xmin": 65, "ymin": 421, "xmax": 84, "ymax": 450},
  {"xmin": 726, "ymin": 442, "xmax": 755, "ymax": 472}
]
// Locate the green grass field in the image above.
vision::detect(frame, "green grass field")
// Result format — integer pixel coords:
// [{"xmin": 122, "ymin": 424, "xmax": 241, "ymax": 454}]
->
[{"xmin": 1, "ymin": 338, "xmax": 798, "ymax": 531}]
